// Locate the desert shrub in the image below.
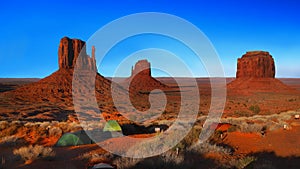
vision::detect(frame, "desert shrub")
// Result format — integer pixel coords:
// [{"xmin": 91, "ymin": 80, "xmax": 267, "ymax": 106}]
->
[
  {"xmin": 57, "ymin": 122, "xmax": 81, "ymax": 133},
  {"xmin": 51, "ymin": 121, "xmax": 59, "ymax": 125},
  {"xmin": 113, "ymin": 151, "xmax": 185, "ymax": 169},
  {"xmin": 249, "ymin": 105, "xmax": 261, "ymax": 114},
  {"xmin": 188, "ymin": 141, "xmax": 231, "ymax": 155},
  {"xmin": 113, "ymin": 157, "xmax": 141, "ymax": 169},
  {"xmin": 81, "ymin": 152, "xmax": 114, "ymax": 164},
  {"xmin": 268, "ymin": 121, "xmax": 285, "ymax": 131},
  {"xmin": 174, "ymin": 127, "xmax": 201, "ymax": 150},
  {"xmin": 0, "ymin": 124, "xmax": 20, "ymax": 138},
  {"xmin": 0, "ymin": 121, "xmax": 8, "ymax": 130},
  {"xmin": 57, "ymin": 122, "xmax": 69, "ymax": 132},
  {"xmin": 67, "ymin": 122, "xmax": 82, "ymax": 132},
  {"xmin": 48, "ymin": 127, "xmax": 62, "ymax": 138},
  {"xmin": 24, "ymin": 122, "xmax": 36, "ymax": 128},
  {"xmin": 240, "ymin": 122, "xmax": 263, "ymax": 133},
  {"xmin": 39, "ymin": 121, "xmax": 51, "ymax": 129},
  {"xmin": 13, "ymin": 145, "xmax": 55, "ymax": 163},
  {"xmin": 227, "ymin": 156, "xmax": 256, "ymax": 169}
]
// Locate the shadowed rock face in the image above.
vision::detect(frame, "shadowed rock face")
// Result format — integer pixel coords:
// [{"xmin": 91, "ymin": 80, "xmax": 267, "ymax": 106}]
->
[
  {"xmin": 58, "ymin": 37, "xmax": 97, "ymax": 71},
  {"xmin": 237, "ymin": 51, "xmax": 275, "ymax": 78}
]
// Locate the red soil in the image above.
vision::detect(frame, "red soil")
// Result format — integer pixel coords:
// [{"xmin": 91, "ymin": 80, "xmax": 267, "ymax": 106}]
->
[{"xmin": 225, "ymin": 126, "xmax": 300, "ymax": 157}]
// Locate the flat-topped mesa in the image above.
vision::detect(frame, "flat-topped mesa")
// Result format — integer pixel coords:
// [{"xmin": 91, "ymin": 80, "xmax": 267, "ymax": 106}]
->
[
  {"xmin": 131, "ymin": 59, "xmax": 151, "ymax": 77},
  {"xmin": 58, "ymin": 37, "xmax": 97, "ymax": 71},
  {"xmin": 236, "ymin": 51, "xmax": 275, "ymax": 78}
]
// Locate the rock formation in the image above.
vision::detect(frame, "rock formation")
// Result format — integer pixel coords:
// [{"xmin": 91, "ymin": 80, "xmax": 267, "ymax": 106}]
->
[
  {"xmin": 58, "ymin": 37, "xmax": 97, "ymax": 71},
  {"xmin": 0, "ymin": 37, "xmax": 125, "ymax": 122},
  {"xmin": 126, "ymin": 59, "xmax": 169, "ymax": 93},
  {"xmin": 228, "ymin": 51, "xmax": 295, "ymax": 94},
  {"xmin": 131, "ymin": 59, "xmax": 151, "ymax": 77},
  {"xmin": 236, "ymin": 51, "xmax": 275, "ymax": 78}
]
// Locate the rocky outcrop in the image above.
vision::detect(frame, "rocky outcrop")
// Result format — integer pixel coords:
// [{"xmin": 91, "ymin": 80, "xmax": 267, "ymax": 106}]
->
[
  {"xmin": 236, "ymin": 51, "xmax": 275, "ymax": 78},
  {"xmin": 131, "ymin": 59, "xmax": 151, "ymax": 77},
  {"xmin": 126, "ymin": 59, "xmax": 169, "ymax": 92},
  {"xmin": 228, "ymin": 51, "xmax": 295, "ymax": 95},
  {"xmin": 124, "ymin": 59, "xmax": 177, "ymax": 112},
  {"xmin": 0, "ymin": 37, "xmax": 125, "ymax": 121},
  {"xmin": 58, "ymin": 37, "xmax": 97, "ymax": 71}
]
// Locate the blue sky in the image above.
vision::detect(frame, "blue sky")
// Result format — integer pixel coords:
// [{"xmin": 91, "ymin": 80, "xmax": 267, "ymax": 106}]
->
[{"xmin": 0, "ymin": 0, "xmax": 299, "ymax": 78}]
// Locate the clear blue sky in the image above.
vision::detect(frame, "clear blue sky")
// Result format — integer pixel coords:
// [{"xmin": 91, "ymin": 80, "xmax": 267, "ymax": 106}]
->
[{"xmin": 0, "ymin": 0, "xmax": 299, "ymax": 78}]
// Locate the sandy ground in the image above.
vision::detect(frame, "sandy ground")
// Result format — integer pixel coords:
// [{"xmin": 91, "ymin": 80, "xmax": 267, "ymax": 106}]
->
[{"xmin": 0, "ymin": 126, "xmax": 299, "ymax": 168}]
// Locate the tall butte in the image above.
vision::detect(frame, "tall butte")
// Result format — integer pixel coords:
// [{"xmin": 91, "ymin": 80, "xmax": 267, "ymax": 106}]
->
[
  {"xmin": 228, "ymin": 51, "xmax": 296, "ymax": 94},
  {"xmin": 58, "ymin": 37, "xmax": 97, "ymax": 71},
  {"xmin": 0, "ymin": 37, "xmax": 121, "ymax": 121}
]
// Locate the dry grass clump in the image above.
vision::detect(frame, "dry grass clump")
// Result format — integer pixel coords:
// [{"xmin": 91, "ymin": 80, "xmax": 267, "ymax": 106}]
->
[
  {"xmin": 13, "ymin": 145, "xmax": 55, "ymax": 163},
  {"xmin": 222, "ymin": 110, "xmax": 300, "ymax": 133},
  {"xmin": 0, "ymin": 121, "xmax": 22, "ymax": 138},
  {"xmin": 0, "ymin": 120, "xmax": 86, "ymax": 145},
  {"xmin": 113, "ymin": 150, "xmax": 186, "ymax": 169},
  {"xmin": 189, "ymin": 141, "xmax": 232, "ymax": 155},
  {"xmin": 239, "ymin": 122, "xmax": 265, "ymax": 133},
  {"xmin": 48, "ymin": 127, "xmax": 63, "ymax": 138},
  {"xmin": 0, "ymin": 121, "xmax": 8, "ymax": 130},
  {"xmin": 57, "ymin": 121, "xmax": 82, "ymax": 133},
  {"xmin": 249, "ymin": 105, "xmax": 261, "ymax": 114},
  {"xmin": 81, "ymin": 151, "xmax": 114, "ymax": 164},
  {"xmin": 113, "ymin": 157, "xmax": 141, "ymax": 169},
  {"xmin": 226, "ymin": 156, "xmax": 256, "ymax": 169},
  {"xmin": 174, "ymin": 127, "xmax": 202, "ymax": 150}
]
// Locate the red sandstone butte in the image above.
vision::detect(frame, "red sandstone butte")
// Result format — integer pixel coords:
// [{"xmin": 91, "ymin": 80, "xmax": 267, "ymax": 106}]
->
[
  {"xmin": 58, "ymin": 37, "xmax": 97, "ymax": 71},
  {"xmin": 228, "ymin": 51, "xmax": 296, "ymax": 94},
  {"xmin": 126, "ymin": 59, "xmax": 169, "ymax": 93},
  {"xmin": 0, "ymin": 37, "xmax": 124, "ymax": 121},
  {"xmin": 131, "ymin": 59, "xmax": 151, "ymax": 77},
  {"xmin": 236, "ymin": 51, "xmax": 275, "ymax": 78}
]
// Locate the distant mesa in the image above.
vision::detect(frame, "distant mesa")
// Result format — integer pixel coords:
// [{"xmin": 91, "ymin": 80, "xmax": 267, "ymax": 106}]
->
[
  {"xmin": 236, "ymin": 51, "xmax": 275, "ymax": 78},
  {"xmin": 58, "ymin": 37, "xmax": 97, "ymax": 71},
  {"xmin": 228, "ymin": 51, "xmax": 296, "ymax": 94}
]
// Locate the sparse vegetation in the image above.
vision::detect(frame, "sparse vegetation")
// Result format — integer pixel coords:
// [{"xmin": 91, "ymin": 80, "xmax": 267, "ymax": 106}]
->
[
  {"xmin": 13, "ymin": 145, "xmax": 55, "ymax": 163},
  {"xmin": 189, "ymin": 141, "xmax": 232, "ymax": 155},
  {"xmin": 227, "ymin": 156, "xmax": 256, "ymax": 169},
  {"xmin": 48, "ymin": 127, "xmax": 63, "ymax": 138},
  {"xmin": 249, "ymin": 105, "xmax": 261, "ymax": 114},
  {"xmin": 240, "ymin": 122, "xmax": 264, "ymax": 133},
  {"xmin": 174, "ymin": 127, "xmax": 201, "ymax": 150}
]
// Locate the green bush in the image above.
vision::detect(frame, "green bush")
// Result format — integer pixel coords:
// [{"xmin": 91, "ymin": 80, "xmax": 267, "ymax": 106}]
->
[{"xmin": 249, "ymin": 105, "xmax": 261, "ymax": 114}]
